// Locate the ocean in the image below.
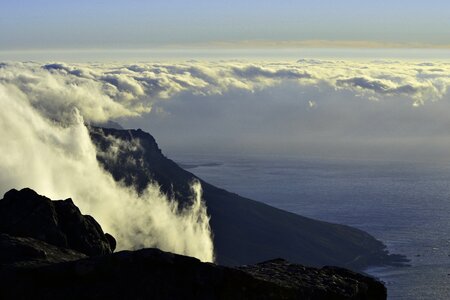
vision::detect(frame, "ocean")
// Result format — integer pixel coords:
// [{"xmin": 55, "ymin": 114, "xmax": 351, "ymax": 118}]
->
[{"xmin": 173, "ymin": 153, "xmax": 450, "ymax": 299}]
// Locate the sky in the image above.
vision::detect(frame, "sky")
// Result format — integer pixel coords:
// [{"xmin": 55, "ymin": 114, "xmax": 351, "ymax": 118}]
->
[{"xmin": 2, "ymin": 0, "xmax": 450, "ymax": 52}]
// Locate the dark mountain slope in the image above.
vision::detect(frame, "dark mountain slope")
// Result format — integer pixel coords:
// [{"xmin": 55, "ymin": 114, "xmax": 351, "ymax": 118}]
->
[{"xmin": 89, "ymin": 127, "xmax": 406, "ymax": 270}]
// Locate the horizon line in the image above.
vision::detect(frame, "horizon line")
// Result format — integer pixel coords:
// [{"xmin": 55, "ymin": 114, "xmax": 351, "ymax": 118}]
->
[{"xmin": 2, "ymin": 39, "xmax": 450, "ymax": 53}]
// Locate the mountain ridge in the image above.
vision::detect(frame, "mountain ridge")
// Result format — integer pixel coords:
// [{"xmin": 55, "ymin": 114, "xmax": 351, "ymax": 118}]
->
[{"xmin": 89, "ymin": 126, "xmax": 408, "ymax": 270}]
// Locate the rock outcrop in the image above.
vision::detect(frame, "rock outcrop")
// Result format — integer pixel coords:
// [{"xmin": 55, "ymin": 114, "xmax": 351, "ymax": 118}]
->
[
  {"xmin": 0, "ymin": 233, "xmax": 86, "ymax": 268},
  {"xmin": 240, "ymin": 259, "xmax": 386, "ymax": 299},
  {"xmin": 0, "ymin": 188, "xmax": 386, "ymax": 299},
  {"xmin": 0, "ymin": 188, "xmax": 115, "ymax": 257},
  {"xmin": 0, "ymin": 248, "xmax": 386, "ymax": 300}
]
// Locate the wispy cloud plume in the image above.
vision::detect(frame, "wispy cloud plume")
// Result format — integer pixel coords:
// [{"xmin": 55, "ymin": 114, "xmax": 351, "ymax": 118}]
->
[{"xmin": 0, "ymin": 65, "xmax": 215, "ymax": 262}]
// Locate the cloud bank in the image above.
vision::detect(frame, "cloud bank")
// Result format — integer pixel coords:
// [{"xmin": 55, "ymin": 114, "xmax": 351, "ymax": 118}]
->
[
  {"xmin": 0, "ymin": 74, "xmax": 215, "ymax": 262},
  {"xmin": 1, "ymin": 59, "xmax": 450, "ymax": 204},
  {"xmin": 1, "ymin": 59, "xmax": 449, "ymax": 123}
]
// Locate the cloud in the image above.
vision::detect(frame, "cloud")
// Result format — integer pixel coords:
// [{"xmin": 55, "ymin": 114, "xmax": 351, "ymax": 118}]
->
[
  {"xmin": 308, "ymin": 100, "xmax": 317, "ymax": 109},
  {"xmin": 336, "ymin": 77, "xmax": 417, "ymax": 95},
  {"xmin": 231, "ymin": 65, "xmax": 312, "ymax": 80},
  {"xmin": 2, "ymin": 59, "xmax": 450, "ymax": 161},
  {"xmin": 0, "ymin": 78, "xmax": 214, "ymax": 262},
  {"xmin": 1, "ymin": 60, "xmax": 449, "ymax": 124}
]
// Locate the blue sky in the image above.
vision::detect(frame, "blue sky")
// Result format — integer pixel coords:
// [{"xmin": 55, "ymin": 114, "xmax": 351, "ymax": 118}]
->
[{"xmin": 1, "ymin": 0, "xmax": 450, "ymax": 51}]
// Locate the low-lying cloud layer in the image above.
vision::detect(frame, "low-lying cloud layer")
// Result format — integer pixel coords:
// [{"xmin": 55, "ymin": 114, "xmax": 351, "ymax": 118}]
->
[
  {"xmin": 2, "ymin": 59, "xmax": 449, "ymax": 124},
  {"xmin": 2, "ymin": 59, "xmax": 450, "ymax": 160}
]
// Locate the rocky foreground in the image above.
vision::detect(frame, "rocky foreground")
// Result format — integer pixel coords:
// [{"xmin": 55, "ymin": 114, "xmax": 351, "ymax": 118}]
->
[{"xmin": 0, "ymin": 188, "xmax": 386, "ymax": 299}]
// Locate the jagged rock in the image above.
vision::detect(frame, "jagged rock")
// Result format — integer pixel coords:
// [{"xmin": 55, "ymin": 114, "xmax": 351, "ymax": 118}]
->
[
  {"xmin": 0, "ymin": 248, "xmax": 386, "ymax": 300},
  {"xmin": 0, "ymin": 188, "xmax": 114, "ymax": 256},
  {"xmin": 240, "ymin": 259, "xmax": 386, "ymax": 299}
]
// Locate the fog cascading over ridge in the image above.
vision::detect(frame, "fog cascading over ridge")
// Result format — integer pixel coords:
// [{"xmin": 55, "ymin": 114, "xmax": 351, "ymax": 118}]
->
[{"xmin": 0, "ymin": 82, "xmax": 215, "ymax": 262}]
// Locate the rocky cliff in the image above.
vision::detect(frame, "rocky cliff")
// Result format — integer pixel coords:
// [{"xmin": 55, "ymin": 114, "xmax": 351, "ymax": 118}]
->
[{"xmin": 89, "ymin": 126, "xmax": 407, "ymax": 270}]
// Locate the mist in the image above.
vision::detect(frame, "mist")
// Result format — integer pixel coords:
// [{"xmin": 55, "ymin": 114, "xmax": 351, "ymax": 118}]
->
[{"xmin": 0, "ymin": 81, "xmax": 214, "ymax": 262}]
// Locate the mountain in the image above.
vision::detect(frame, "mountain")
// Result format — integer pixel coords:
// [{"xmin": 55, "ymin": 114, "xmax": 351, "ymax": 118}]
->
[
  {"xmin": 0, "ymin": 188, "xmax": 387, "ymax": 300},
  {"xmin": 89, "ymin": 127, "xmax": 407, "ymax": 270}
]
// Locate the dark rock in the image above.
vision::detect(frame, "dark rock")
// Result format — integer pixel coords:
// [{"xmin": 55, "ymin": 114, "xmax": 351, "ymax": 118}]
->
[
  {"xmin": 89, "ymin": 126, "xmax": 408, "ymax": 270},
  {"xmin": 0, "ymin": 247, "xmax": 387, "ymax": 300},
  {"xmin": 240, "ymin": 259, "xmax": 387, "ymax": 299},
  {"xmin": 0, "ymin": 188, "xmax": 114, "ymax": 256},
  {"xmin": 104, "ymin": 233, "xmax": 116, "ymax": 252},
  {"xmin": 0, "ymin": 188, "xmax": 386, "ymax": 299},
  {"xmin": 0, "ymin": 233, "xmax": 86, "ymax": 267}
]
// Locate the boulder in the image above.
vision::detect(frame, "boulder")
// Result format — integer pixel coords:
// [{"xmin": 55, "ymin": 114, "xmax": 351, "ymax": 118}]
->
[{"xmin": 0, "ymin": 188, "xmax": 114, "ymax": 256}]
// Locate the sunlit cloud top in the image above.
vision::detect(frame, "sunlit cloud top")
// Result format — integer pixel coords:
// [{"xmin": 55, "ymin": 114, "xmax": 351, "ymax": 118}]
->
[
  {"xmin": 2, "ymin": 59, "xmax": 450, "ymax": 161},
  {"xmin": 1, "ymin": 59, "xmax": 449, "ymax": 122}
]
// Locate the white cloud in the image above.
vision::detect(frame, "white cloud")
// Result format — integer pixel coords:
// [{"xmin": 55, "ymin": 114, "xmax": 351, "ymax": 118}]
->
[
  {"xmin": 2, "ymin": 60, "xmax": 449, "ymax": 124},
  {"xmin": 0, "ymin": 77, "xmax": 214, "ymax": 262},
  {"xmin": 1, "ymin": 59, "xmax": 450, "ymax": 155},
  {"xmin": 308, "ymin": 100, "xmax": 317, "ymax": 109}
]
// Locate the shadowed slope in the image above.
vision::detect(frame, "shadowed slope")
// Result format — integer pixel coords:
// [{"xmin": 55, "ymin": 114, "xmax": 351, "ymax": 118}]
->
[{"xmin": 89, "ymin": 127, "xmax": 407, "ymax": 270}]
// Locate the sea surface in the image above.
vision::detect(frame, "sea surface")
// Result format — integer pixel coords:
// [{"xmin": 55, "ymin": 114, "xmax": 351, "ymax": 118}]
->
[{"xmin": 173, "ymin": 153, "xmax": 450, "ymax": 300}]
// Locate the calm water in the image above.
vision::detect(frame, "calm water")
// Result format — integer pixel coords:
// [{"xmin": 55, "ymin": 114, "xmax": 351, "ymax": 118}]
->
[{"xmin": 173, "ymin": 153, "xmax": 450, "ymax": 299}]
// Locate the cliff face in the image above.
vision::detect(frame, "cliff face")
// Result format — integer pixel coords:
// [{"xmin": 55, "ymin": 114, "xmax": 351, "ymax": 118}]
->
[
  {"xmin": 89, "ymin": 127, "xmax": 406, "ymax": 270},
  {"xmin": 0, "ymin": 188, "xmax": 386, "ymax": 300}
]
